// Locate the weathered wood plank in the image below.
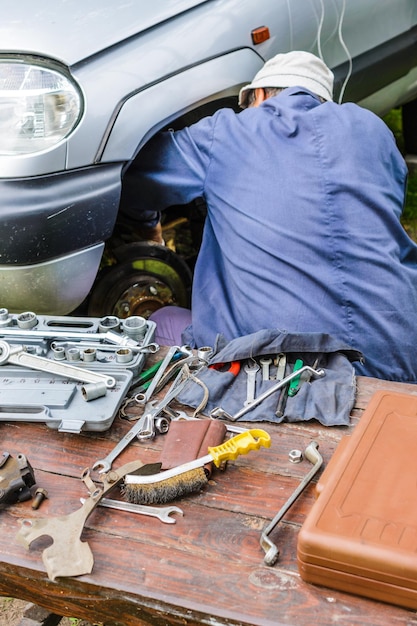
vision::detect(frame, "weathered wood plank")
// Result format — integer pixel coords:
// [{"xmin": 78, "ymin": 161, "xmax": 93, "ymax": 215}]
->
[{"xmin": 1, "ymin": 373, "xmax": 417, "ymax": 625}]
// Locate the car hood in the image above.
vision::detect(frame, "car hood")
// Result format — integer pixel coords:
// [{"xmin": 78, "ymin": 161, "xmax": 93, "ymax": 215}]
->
[{"xmin": 0, "ymin": 0, "xmax": 210, "ymax": 66}]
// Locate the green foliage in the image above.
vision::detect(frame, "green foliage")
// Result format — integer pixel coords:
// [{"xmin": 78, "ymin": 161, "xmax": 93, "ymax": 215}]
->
[{"xmin": 383, "ymin": 108, "xmax": 417, "ymax": 240}]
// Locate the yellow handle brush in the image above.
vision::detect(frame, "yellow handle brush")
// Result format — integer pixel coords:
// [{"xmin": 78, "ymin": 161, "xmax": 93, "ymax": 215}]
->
[{"xmin": 123, "ymin": 429, "xmax": 271, "ymax": 505}]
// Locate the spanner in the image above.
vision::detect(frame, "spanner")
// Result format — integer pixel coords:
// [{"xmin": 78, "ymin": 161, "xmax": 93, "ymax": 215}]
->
[
  {"xmin": 80, "ymin": 496, "xmax": 183, "ymax": 524},
  {"xmin": 0, "ymin": 339, "xmax": 116, "ymax": 388},
  {"xmin": 210, "ymin": 365, "xmax": 325, "ymax": 421},
  {"xmin": 244, "ymin": 361, "xmax": 260, "ymax": 406},
  {"xmin": 260, "ymin": 357, "xmax": 272, "ymax": 381},
  {"xmin": 51, "ymin": 340, "xmax": 159, "ymax": 354},
  {"xmin": 134, "ymin": 345, "xmax": 179, "ymax": 404},
  {"xmin": 260, "ymin": 441, "xmax": 323, "ymax": 566},
  {"xmin": 92, "ymin": 367, "xmax": 190, "ymax": 473}
]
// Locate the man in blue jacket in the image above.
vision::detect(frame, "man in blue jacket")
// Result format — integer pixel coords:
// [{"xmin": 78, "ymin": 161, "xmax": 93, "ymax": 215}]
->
[{"xmin": 125, "ymin": 51, "xmax": 417, "ymax": 382}]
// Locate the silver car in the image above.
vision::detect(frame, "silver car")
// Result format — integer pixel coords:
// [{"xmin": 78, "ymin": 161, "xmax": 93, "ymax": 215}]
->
[{"xmin": 1, "ymin": 0, "xmax": 417, "ymax": 316}]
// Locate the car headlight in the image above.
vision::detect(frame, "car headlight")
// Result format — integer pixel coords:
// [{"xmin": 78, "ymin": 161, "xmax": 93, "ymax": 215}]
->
[{"xmin": 0, "ymin": 58, "xmax": 83, "ymax": 156}]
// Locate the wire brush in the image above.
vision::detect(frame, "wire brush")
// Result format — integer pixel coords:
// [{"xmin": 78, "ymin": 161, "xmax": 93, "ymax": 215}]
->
[
  {"xmin": 122, "ymin": 467, "xmax": 209, "ymax": 505},
  {"xmin": 122, "ymin": 428, "xmax": 271, "ymax": 505}
]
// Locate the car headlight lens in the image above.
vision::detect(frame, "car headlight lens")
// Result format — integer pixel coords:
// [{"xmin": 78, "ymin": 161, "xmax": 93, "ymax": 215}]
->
[{"xmin": 0, "ymin": 59, "xmax": 82, "ymax": 155}]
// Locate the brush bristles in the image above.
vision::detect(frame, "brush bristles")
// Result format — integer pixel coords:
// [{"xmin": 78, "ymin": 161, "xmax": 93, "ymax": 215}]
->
[{"xmin": 122, "ymin": 467, "xmax": 208, "ymax": 505}]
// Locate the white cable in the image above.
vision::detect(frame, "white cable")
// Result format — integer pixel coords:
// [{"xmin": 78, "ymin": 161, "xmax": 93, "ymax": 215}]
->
[
  {"xmin": 285, "ymin": 0, "xmax": 294, "ymax": 51},
  {"xmin": 337, "ymin": 0, "xmax": 353, "ymax": 104},
  {"xmin": 317, "ymin": 0, "xmax": 325, "ymax": 61}
]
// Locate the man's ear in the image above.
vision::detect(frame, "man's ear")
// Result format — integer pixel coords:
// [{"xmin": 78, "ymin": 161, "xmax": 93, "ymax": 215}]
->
[{"xmin": 253, "ymin": 88, "xmax": 267, "ymax": 107}]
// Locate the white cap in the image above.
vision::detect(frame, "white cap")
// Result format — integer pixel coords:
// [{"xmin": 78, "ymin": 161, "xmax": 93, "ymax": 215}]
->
[{"xmin": 239, "ymin": 51, "xmax": 334, "ymax": 108}]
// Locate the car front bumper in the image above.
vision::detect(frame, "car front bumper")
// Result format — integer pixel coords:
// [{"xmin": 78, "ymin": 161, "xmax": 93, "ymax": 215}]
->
[{"xmin": 0, "ymin": 163, "xmax": 123, "ymax": 314}]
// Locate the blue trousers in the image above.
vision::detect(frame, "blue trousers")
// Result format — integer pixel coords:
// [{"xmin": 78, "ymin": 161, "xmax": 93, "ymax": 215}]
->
[{"xmin": 149, "ymin": 306, "xmax": 192, "ymax": 346}]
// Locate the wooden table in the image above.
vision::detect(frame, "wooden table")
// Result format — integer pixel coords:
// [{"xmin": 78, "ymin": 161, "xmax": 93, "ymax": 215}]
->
[{"xmin": 1, "ymin": 365, "xmax": 417, "ymax": 626}]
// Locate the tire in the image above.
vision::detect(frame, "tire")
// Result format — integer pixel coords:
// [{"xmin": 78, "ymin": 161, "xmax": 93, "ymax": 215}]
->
[{"xmin": 87, "ymin": 242, "xmax": 192, "ymax": 319}]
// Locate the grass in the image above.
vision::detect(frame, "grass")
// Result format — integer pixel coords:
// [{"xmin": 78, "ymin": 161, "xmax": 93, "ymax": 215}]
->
[{"xmin": 383, "ymin": 108, "xmax": 417, "ymax": 241}]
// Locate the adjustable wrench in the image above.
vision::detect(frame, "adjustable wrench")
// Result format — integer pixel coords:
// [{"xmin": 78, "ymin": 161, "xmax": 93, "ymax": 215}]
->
[{"xmin": 0, "ymin": 339, "xmax": 116, "ymax": 388}]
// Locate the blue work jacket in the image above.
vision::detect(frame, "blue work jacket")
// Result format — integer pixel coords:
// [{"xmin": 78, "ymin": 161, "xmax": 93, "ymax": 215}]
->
[{"xmin": 133, "ymin": 87, "xmax": 417, "ymax": 382}]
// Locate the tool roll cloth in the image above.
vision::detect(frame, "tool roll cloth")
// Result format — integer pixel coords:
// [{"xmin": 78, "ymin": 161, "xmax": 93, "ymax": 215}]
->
[{"xmin": 177, "ymin": 330, "xmax": 362, "ymax": 426}]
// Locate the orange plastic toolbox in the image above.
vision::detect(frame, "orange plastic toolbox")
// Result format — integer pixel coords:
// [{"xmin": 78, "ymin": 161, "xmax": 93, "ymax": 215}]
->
[{"xmin": 297, "ymin": 390, "xmax": 417, "ymax": 609}]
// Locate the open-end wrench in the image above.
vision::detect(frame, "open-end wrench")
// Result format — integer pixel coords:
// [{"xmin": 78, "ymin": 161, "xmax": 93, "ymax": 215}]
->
[
  {"xmin": 260, "ymin": 441, "xmax": 323, "ymax": 566},
  {"xmin": 80, "ymin": 496, "xmax": 183, "ymax": 524},
  {"xmin": 0, "ymin": 339, "xmax": 116, "ymax": 388},
  {"xmin": 92, "ymin": 411, "xmax": 156, "ymax": 474},
  {"xmin": 275, "ymin": 353, "xmax": 286, "ymax": 380},
  {"xmin": 210, "ymin": 365, "xmax": 325, "ymax": 421},
  {"xmin": 244, "ymin": 361, "xmax": 260, "ymax": 406},
  {"xmin": 134, "ymin": 345, "xmax": 179, "ymax": 404},
  {"xmin": 260, "ymin": 357, "xmax": 272, "ymax": 381},
  {"xmin": 92, "ymin": 367, "xmax": 190, "ymax": 473}
]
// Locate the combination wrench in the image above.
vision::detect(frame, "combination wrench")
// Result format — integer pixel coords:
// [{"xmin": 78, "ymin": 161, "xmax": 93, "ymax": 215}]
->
[
  {"xmin": 80, "ymin": 496, "xmax": 183, "ymax": 524},
  {"xmin": 0, "ymin": 339, "xmax": 116, "ymax": 388},
  {"xmin": 51, "ymin": 340, "xmax": 159, "ymax": 355},
  {"xmin": 210, "ymin": 365, "xmax": 326, "ymax": 421},
  {"xmin": 134, "ymin": 345, "xmax": 179, "ymax": 404},
  {"xmin": 92, "ymin": 368, "xmax": 190, "ymax": 473}
]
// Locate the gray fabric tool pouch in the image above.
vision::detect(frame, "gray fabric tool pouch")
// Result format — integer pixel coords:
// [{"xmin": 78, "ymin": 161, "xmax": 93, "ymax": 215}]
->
[{"xmin": 177, "ymin": 329, "xmax": 362, "ymax": 426}]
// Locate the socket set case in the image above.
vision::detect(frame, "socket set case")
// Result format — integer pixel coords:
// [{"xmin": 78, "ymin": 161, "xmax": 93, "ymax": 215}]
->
[
  {"xmin": 297, "ymin": 390, "xmax": 417, "ymax": 610},
  {"xmin": 0, "ymin": 311, "xmax": 156, "ymax": 384},
  {"xmin": 0, "ymin": 367, "xmax": 133, "ymax": 433},
  {"xmin": 0, "ymin": 311, "xmax": 155, "ymax": 432}
]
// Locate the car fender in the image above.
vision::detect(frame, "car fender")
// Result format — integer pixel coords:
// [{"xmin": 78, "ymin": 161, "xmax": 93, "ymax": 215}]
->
[{"xmin": 99, "ymin": 48, "xmax": 264, "ymax": 164}]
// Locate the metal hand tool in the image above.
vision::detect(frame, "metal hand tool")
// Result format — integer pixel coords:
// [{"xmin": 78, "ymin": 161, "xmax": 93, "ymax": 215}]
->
[
  {"xmin": 260, "ymin": 357, "xmax": 272, "ymax": 381},
  {"xmin": 125, "ymin": 429, "xmax": 272, "ymax": 487},
  {"xmin": 244, "ymin": 361, "xmax": 260, "ymax": 406},
  {"xmin": 134, "ymin": 345, "xmax": 179, "ymax": 404},
  {"xmin": 288, "ymin": 359, "xmax": 304, "ymax": 397},
  {"xmin": 260, "ymin": 441, "xmax": 323, "ymax": 566},
  {"xmin": 275, "ymin": 353, "xmax": 286, "ymax": 380},
  {"xmin": 80, "ymin": 496, "xmax": 183, "ymax": 524},
  {"xmin": 51, "ymin": 340, "xmax": 159, "ymax": 354},
  {"xmin": 92, "ymin": 367, "xmax": 190, "ymax": 473},
  {"xmin": 16, "ymin": 459, "xmax": 144, "ymax": 581},
  {"xmin": 210, "ymin": 365, "xmax": 325, "ymax": 421},
  {"xmin": 0, "ymin": 327, "xmax": 146, "ymax": 345},
  {"xmin": 0, "ymin": 339, "xmax": 116, "ymax": 388},
  {"xmin": 91, "ymin": 412, "xmax": 155, "ymax": 474}
]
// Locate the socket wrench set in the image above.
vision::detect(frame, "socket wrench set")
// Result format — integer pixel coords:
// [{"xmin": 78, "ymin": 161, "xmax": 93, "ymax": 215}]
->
[{"xmin": 0, "ymin": 310, "xmax": 157, "ymax": 433}]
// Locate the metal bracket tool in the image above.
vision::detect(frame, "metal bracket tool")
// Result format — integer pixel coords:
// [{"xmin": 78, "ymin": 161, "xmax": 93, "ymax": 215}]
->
[
  {"xmin": 260, "ymin": 441, "xmax": 323, "ymax": 566},
  {"xmin": 16, "ymin": 459, "xmax": 145, "ymax": 581},
  {"xmin": 0, "ymin": 452, "xmax": 36, "ymax": 506}
]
